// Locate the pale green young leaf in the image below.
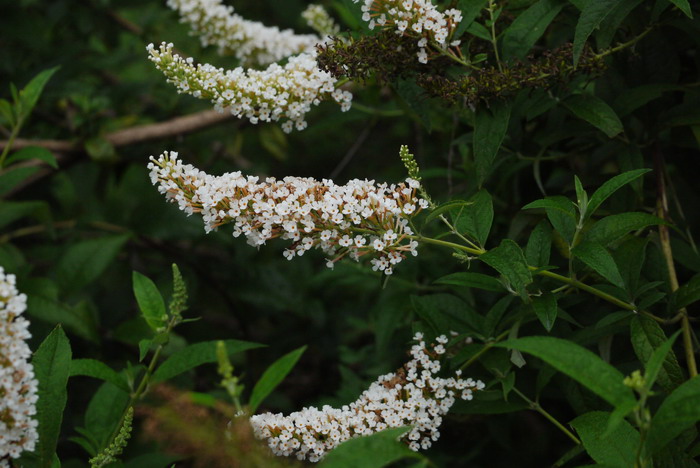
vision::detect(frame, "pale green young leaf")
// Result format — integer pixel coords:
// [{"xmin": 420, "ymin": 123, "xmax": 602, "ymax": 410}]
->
[
  {"xmin": 474, "ymin": 101, "xmax": 511, "ymax": 185},
  {"xmin": 572, "ymin": 0, "xmax": 624, "ymax": 65},
  {"xmin": 501, "ymin": 0, "xmax": 565, "ymax": 60},
  {"xmin": 647, "ymin": 376, "xmax": 700, "ymax": 455},
  {"xmin": 564, "ymin": 94, "xmax": 624, "ymax": 138},
  {"xmin": 319, "ymin": 427, "xmax": 422, "ymax": 467},
  {"xmin": 586, "ymin": 169, "xmax": 650, "ymax": 219},
  {"xmin": 249, "ymin": 346, "xmax": 307, "ymax": 413},
  {"xmin": 32, "ymin": 326, "xmax": 72, "ymax": 468},
  {"xmin": 574, "ymin": 175, "xmax": 588, "ymax": 217},
  {"xmin": 495, "ymin": 336, "xmax": 636, "ymax": 407},
  {"xmin": 132, "ymin": 271, "xmax": 167, "ymax": 332},
  {"xmin": 531, "ymin": 292, "xmax": 558, "ymax": 332},
  {"xmin": 571, "ymin": 241, "xmax": 626, "ymax": 289},
  {"xmin": 69, "ymin": 359, "xmax": 130, "ymax": 393},
  {"xmin": 5, "ymin": 146, "xmax": 59, "ymax": 169},
  {"xmin": 423, "ymin": 200, "xmax": 472, "ymax": 226},
  {"xmin": 481, "ymin": 239, "xmax": 533, "ymax": 298},
  {"xmin": 152, "ymin": 339, "xmax": 264, "ymax": 383},
  {"xmin": 0, "ymin": 98, "xmax": 14, "ymax": 126},
  {"xmin": 571, "ymin": 411, "xmax": 640, "ymax": 467}
]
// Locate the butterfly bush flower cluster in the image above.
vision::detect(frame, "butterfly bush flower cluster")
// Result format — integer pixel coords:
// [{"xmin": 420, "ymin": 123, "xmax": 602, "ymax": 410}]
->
[
  {"xmin": 353, "ymin": 0, "xmax": 463, "ymax": 63},
  {"xmin": 147, "ymin": 43, "xmax": 352, "ymax": 132},
  {"xmin": 167, "ymin": 0, "xmax": 322, "ymax": 66},
  {"xmin": 0, "ymin": 268, "xmax": 38, "ymax": 466},
  {"xmin": 148, "ymin": 151, "xmax": 428, "ymax": 275},
  {"xmin": 249, "ymin": 333, "xmax": 485, "ymax": 462},
  {"xmin": 302, "ymin": 4, "xmax": 341, "ymax": 37}
]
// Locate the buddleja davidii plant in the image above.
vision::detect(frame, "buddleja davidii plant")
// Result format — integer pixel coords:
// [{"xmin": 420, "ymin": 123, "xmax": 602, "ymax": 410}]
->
[{"xmin": 398, "ymin": 145, "xmax": 700, "ymax": 465}]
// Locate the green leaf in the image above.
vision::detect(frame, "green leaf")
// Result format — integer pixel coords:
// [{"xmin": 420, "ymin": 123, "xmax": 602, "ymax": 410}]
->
[
  {"xmin": 586, "ymin": 169, "xmax": 650, "ymax": 219},
  {"xmin": 525, "ymin": 220, "xmax": 553, "ymax": 267},
  {"xmin": 455, "ymin": 0, "xmax": 489, "ymax": 37},
  {"xmin": 572, "ymin": 241, "xmax": 626, "ymax": 289},
  {"xmin": 484, "ymin": 296, "xmax": 514, "ymax": 337},
  {"xmin": 668, "ymin": 0, "xmax": 693, "ymax": 18},
  {"xmin": 647, "ymin": 376, "xmax": 700, "ymax": 455},
  {"xmin": 613, "ymin": 237, "xmax": 648, "ymax": 296},
  {"xmin": 5, "ymin": 146, "xmax": 59, "ymax": 169},
  {"xmin": 613, "ymin": 84, "xmax": 680, "ymax": 117},
  {"xmin": 0, "ymin": 166, "xmax": 41, "ymax": 197},
  {"xmin": 495, "ymin": 336, "xmax": 636, "ymax": 407},
  {"xmin": 54, "ymin": 234, "xmax": 130, "ymax": 295},
  {"xmin": 17, "ymin": 66, "xmax": 59, "ymax": 122},
  {"xmin": 501, "ymin": 0, "xmax": 565, "ymax": 60},
  {"xmin": 564, "ymin": 94, "xmax": 624, "ymax": 138},
  {"xmin": 674, "ymin": 273, "xmax": 700, "ymax": 310},
  {"xmin": 474, "ymin": 101, "xmax": 511, "ymax": 185},
  {"xmin": 571, "ymin": 411, "xmax": 640, "ymax": 467},
  {"xmin": 630, "ymin": 316, "xmax": 684, "ymax": 393},
  {"xmin": 32, "ymin": 326, "xmax": 72, "ymax": 468},
  {"xmin": 26, "ymin": 294, "xmax": 99, "ymax": 342},
  {"xmin": 451, "ymin": 190, "xmax": 494, "ymax": 246},
  {"xmin": 396, "ymin": 79, "xmax": 431, "ymax": 130},
  {"xmin": 434, "ymin": 272, "xmax": 505, "ymax": 292},
  {"xmin": 423, "ymin": 200, "xmax": 473, "ymax": 226},
  {"xmin": 0, "ymin": 98, "xmax": 14, "ymax": 126},
  {"xmin": 411, "ymin": 294, "xmax": 484, "ymax": 336},
  {"xmin": 139, "ymin": 339, "xmax": 152, "ymax": 362},
  {"xmin": 69, "ymin": 358, "xmax": 129, "ymax": 392},
  {"xmin": 643, "ymin": 330, "xmax": 681, "ymax": 394},
  {"xmin": 249, "ymin": 346, "xmax": 307, "ymax": 413},
  {"xmin": 523, "ymin": 196, "xmax": 577, "ymax": 244},
  {"xmin": 83, "ymin": 382, "xmax": 129, "ymax": 449},
  {"xmin": 132, "ymin": 271, "xmax": 167, "ymax": 332},
  {"xmin": 481, "ymin": 240, "xmax": 533, "ymax": 298},
  {"xmin": 531, "ymin": 292, "xmax": 558, "ymax": 332},
  {"xmin": 0, "ymin": 200, "xmax": 50, "ymax": 230},
  {"xmin": 573, "ymin": 0, "xmax": 624, "ymax": 65},
  {"xmin": 586, "ymin": 212, "xmax": 664, "ymax": 246},
  {"xmin": 84, "ymin": 136, "xmax": 117, "ymax": 163},
  {"xmin": 319, "ymin": 427, "xmax": 421, "ymax": 467},
  {"xmin": 152, "ymin": 339, "xmax": 263, "ymax": 383}
]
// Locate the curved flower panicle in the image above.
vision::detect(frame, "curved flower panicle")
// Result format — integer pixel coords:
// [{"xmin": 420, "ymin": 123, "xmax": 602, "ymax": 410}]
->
[
  {"xmin": 250, "ymin": 333, "xmax": 485, "ymax": 462},
  {"xmin": 167, "ymin": 0, "xmax": 322, "ymax": 66},
  {"xmin": 148, "ymin": 151, "xmax": 428, "ymax": 275},
  {"xmin": 353, "ymin": 0, "xmax": 463, "ymax": 63},
  {"xmin": 147, "ymin": 43, "xmax": 352, "ymax": 132},
  {"xmin": 0, "ymin": 268, "xmax": 38, "ymax": 465}
]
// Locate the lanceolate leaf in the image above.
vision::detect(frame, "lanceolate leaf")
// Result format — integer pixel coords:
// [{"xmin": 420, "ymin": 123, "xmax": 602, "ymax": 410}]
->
[
  {"xmin": 5, "ymin": 146, "xmax": 59, "ymax": 169},
  {"xmin": 32, "ymin": 326, "xmax": 72, "ymax": 468},
  {"xmin": 674, "ymin": 273, "xmax": 700, "ymax": 310},
  {"xmin": 495, "ymin": 336, "xmax": 636, "ymax": 407},
  {"xmin": 564, "ymin": 94, "xmax": 623, "ymax": 138},
  {"xmin": 481, "ymin": 240, "xmax": 533, "ymax": 298},
  {"xmin": 319, "ymin": 427, "xmax": 422, "ymax": 467},
  {"xmin": 152, "ymin": 339, "xmax": 264, "ymax": 383},
  {"xmin": 531, "ymin": 293, "xmax": 558, "ymax": 332},
  {"xmin": 132, "ymin": 271, "xmax": 167, "ymax": 332},
  {"xmin": 69, "ymin": 358, "xmax": 130, "ymax": 392},
  {"xmin": 249, "ymin": 346, "xmax": 307, "ymax": 413},
  {"xmin": 586, "ymin": 169, "xmax": 650, "ymax": 219},
  {"xmin": 585, "ymin": 212, "xmax": 664, "ymax": 246},
  {"xmin": 572, "ymin": 0, "xmax": 624, "ymax": 65},
  {"xmin": 525, "ymin": 220, "xmax": 553, "ymax": 267},
  {"xmin": 434, "ymin": 272, "xmax": 505, "ymax": 292},
  {"xmin": 523, "ymin": 196, "xmax": 577, "ymax": 244},
  {"xmin": 501, "ymin": 0, "xmax": 565, "ymax": 60},
  {"xmin": 571, "ymin": 241, "xmax": 625, "ymax": 289},
  {"xmin": 451, "ymin": 189, "xmax": 493, "ymax": 246},
  {"xmin": 571, "ymin": 411, "xmax": 640, "ymax": 467},
  {"xmin": 668, "ymin": 0, "xmax": 693, "ymax": 18},
  {"xmin": 630, "ymin": 316, "xmax": 684, "ymax": 393},
  {"xmin": 17, "ymin": 66, "xmax": 59, "ymax": 122},
  {"xmin": 643, "ymin": 330, "xmax": 681, "ymax": 394},
  {"xmin": 474, "ymin": 101, "xmax": 511, "ymax": 186},
  {"xmin": 647, "ymin": 376, "xmax": 700, "ymax": 455}
]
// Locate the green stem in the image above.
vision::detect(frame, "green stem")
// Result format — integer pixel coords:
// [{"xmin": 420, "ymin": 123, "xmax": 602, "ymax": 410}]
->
[
  {"xmin": 596, "ymin": 25, "xmax": 655, "ymax": 59},
  {"xmin": 512, "ymin": 387, "xmax": 582, "ymax": 445},
  {"xmin": 0, "ymin": 125, "xmax": 20, "ymax": 169},
  {"xmin": 409, "ymin": 234, "xmax": 635, "ymax": 310},
  {"xmin": 459, "ymin": 330, "xmax": 510, "ymax": 371},
  {"xmin": 487, "ymin": 0, "xmax": 503, "ymax": 72},
  {"xmin": 351, "ymin": 102, "xmax": 404, "ymax": 117}
]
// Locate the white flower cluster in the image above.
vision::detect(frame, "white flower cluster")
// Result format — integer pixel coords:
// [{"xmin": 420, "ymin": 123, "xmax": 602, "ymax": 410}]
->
[
  {"xmin": 250, "ymin": 333, "xmax": 485, "ymax": 462},
  {"xmin": 167, "ymin": 0, "xmax": 322, "ymax": 66},
  {"xmin": 147, "ymin": 43, "xmax": 352, "ymax": 132},
  {"xmin": 148, "ymin": 151, "xmax": 428, "ymax": 275},
  {"xmin": 302, "ymin": 4, "xmax": 341, "ymax": 37},
  {"xmin": 353, "ymin": 0, "xmax": 463, "ymax": 63},
  {"xmin": 0, "ymin": 268, "xmax": 38, "ymax": 465}
]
